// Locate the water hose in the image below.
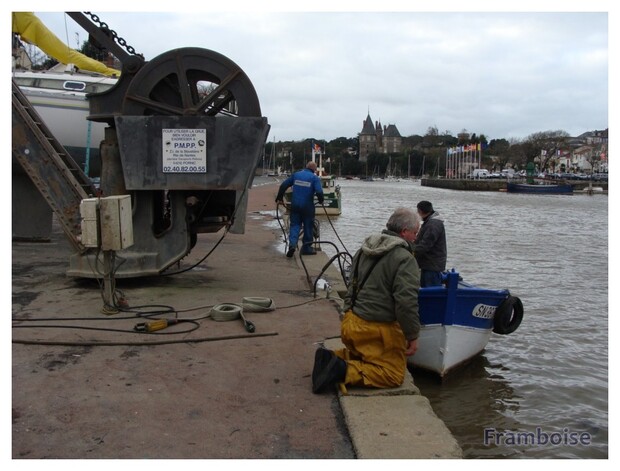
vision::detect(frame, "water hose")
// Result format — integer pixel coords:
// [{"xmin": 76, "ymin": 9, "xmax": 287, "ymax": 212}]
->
[{"xmin": 210, "ymin": 303, "xmax": 256, "ymax": 333}]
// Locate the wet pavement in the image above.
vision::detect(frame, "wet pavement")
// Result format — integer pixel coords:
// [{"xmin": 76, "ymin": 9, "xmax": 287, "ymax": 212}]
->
[
  {"xmin": 12, "ymin": 182, "xmax": 353, "ymax": 458},
  {"xmin": 11, "ymin": 180, "xmax": 460, "ymax": 459}
]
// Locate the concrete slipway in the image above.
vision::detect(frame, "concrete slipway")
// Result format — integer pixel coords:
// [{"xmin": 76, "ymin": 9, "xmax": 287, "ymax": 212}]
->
[{"xmin": 11, "ymin": 181, "xmax": 461, "ymax": 459}]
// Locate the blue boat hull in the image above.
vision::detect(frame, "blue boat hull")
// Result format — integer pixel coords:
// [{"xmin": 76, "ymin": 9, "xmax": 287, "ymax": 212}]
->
[
  {"xmin": 410, "ymin": 270, "xmax": 521, "ymax": 376},
  {"xmin": 507, "ymin": 182, "xmax": 573, "ymax": 194}
]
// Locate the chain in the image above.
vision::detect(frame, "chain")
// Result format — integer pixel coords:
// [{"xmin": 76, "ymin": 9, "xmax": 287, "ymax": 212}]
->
[{"xmin": 84, "ymin": 11, "xmax": 139, "ymax": 56}]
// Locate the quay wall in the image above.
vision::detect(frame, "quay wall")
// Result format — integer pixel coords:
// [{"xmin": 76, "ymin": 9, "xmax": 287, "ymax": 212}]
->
[
  {"xmin": 421, "ymin": 178, "xmax": 505, "ymax": 191},
  {"xmin": 421, "ymin": 178, "xmax": 608, "ymax": 192}
]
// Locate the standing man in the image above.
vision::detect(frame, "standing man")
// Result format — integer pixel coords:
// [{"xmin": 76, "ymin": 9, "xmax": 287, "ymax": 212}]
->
[
  {"xmin": 275, "ymin": 161, "xmax": 324, "ymax": 257},
  {"xmin": 312, "ymin": 207, "xmax": 421, "ymax": 393},
  {"xmin": 413, "ymin": 200, "xmax": 447, "ymax": 287}
]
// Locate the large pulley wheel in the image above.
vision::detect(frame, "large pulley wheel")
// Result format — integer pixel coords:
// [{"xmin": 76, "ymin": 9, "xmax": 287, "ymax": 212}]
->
[{"xmin": 122, "ymin": 47, "xmax": 261, "ymax": 117}]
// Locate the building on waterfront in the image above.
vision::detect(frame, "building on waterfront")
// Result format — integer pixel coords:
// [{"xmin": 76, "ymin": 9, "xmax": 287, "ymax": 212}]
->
[
  {"xmin": 358, "ymin": 113, "xmax": 402, "ymax": 162},
  {"xmin": 556, "ymin": 129, "xmax": 608, "ymax": 173}
]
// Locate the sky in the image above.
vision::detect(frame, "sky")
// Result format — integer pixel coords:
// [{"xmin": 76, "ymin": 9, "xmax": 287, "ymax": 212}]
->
[{"xmin": 12, "ymin": 1, "xmax": 612, "ymax": 144}]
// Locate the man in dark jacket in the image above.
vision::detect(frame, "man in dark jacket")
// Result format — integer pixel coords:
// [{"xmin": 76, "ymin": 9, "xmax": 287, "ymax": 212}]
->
[
  {"xmin": 413, "ymin": 200, "xmax": 447, "ymax": 287},
  {"xmin": 275, "ymin": 161, "xmax": 324, "ymax": 257},
  {"xmin": 311, "ymin": 208, "xmax": 421, "ymax": 393}
]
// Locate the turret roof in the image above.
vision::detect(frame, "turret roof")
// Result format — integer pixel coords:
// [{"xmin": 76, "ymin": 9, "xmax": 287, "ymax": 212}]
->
[
  {"xmin": 361, "ymin": 114, "xmax": 376, "ymax": 135},
  {"xmin": 384, "ymin": 124, "xmax": 401, "ymax": 138}
]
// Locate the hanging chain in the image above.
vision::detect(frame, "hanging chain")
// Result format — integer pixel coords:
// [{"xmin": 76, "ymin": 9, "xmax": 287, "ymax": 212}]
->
[{"xmin": 84, "ymin": 11, "xmax": 140, "ymax": 56}]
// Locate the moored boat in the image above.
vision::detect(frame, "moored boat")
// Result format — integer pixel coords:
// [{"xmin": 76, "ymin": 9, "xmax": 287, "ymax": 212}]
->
[
  {"xmin": 507, "ymin": 182, "xmax": 573, "ymax": 194},
  {"xmin": 283, "ymin": 143, "xmax": 342, "ymax": 215},
  {"xmin": 312, "ymin": 144, "xmax": 342, "ymax": 216},
  {"xmin": 409, "ymin": 269, "xmax": 523, "ymax": 377},
  {"xmin": 316, "ymin": 174, "xmax": 342, "ymax": 216}
]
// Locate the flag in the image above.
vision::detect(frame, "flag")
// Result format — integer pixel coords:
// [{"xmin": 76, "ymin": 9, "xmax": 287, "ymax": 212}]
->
[{"xmin": 314, "ymin": 143, "xmax": 321, "ymax": 153}]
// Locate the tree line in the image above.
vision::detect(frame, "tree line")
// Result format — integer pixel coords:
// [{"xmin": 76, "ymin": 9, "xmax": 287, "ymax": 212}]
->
[{"xmin": 266, "ymin": 128, "xmax": 595, "ymax": 178}]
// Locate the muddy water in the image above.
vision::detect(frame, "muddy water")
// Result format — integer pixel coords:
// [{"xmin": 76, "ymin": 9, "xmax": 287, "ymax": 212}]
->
[{"xmin": 308, "ymin": 178, "xmax": 609, "ymax": 459}]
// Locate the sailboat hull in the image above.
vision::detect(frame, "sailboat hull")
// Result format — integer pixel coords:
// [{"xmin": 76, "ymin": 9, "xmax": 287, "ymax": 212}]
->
[{"xmin": 13, "ymin": 70, "xmax": 117, "ymax": 174}]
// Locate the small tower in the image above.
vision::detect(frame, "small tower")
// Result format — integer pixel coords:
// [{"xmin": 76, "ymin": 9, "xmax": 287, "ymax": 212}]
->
[{"xmin": 359, "ymin": 113, "xmax": 377, "ymax": 162}]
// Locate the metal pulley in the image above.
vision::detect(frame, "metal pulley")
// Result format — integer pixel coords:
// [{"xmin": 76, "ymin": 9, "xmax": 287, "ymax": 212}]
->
[{"xmin": 122, "ymin": 47, "xmax": 261, "ymax": 118}]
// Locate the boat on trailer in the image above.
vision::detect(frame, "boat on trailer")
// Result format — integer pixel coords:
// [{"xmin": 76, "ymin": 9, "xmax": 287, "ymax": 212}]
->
[{"xmin": 409, "ymin": 269, "xmax": 523, "ymax": 377}]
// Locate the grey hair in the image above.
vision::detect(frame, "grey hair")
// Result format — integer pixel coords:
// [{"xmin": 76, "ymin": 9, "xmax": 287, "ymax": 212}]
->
[{"xmin": 386, "ymin": 207, "xmax": 420, "ymax": 233}]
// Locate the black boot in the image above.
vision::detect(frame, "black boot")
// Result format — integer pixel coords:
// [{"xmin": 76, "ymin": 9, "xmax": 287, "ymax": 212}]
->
[{"xmin": 312, "ymin": 347, "xmax": 347, "ymax": 394}]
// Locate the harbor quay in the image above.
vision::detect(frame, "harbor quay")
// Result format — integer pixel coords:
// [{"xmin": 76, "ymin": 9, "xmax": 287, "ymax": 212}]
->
[
  {"xmin": 11, "ymin": 180, "xmax": 460, "ymax": 459},
  {"xmin": 421, "ymin": 177, "xmax": 608, "ymax": 193}
]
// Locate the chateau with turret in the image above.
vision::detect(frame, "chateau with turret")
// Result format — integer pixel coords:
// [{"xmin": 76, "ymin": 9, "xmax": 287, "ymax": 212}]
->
[{"xmin": 358, "ymin": 113, "xmax": 402, "ymax": 162}]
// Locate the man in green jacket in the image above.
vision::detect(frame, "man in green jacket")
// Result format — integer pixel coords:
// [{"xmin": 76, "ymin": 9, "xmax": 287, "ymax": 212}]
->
[{"xmin": 312, "ymin": 207, "xmax": 421, "ymax": 393}]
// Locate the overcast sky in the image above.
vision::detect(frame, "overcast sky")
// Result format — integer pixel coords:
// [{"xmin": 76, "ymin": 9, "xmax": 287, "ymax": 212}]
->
[{"xmin": 21, "ymin": 4, "xmax": 612, "ymax": 143}]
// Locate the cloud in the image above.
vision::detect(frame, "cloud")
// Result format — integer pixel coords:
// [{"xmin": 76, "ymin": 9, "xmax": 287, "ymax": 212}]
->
[{"xmin": 29, "ymin": 10, "xmax": 609, "ymax": 141}]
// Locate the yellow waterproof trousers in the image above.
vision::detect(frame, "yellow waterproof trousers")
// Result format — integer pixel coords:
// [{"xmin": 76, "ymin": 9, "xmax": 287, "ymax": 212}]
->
[{"xmin": 334, "ymin": 310, "xmax": 407, "ymax": 388}]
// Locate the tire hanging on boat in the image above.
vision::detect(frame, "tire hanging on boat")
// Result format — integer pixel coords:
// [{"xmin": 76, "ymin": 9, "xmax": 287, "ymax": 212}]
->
[{"xmin": 492, "ymin": 295, "xmax": 524, "ymax": 335}]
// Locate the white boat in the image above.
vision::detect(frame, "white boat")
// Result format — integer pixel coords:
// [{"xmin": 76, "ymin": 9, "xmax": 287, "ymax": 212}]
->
[
  {"xmin": 316, "ymin": 174, "xmax": 342, "ymax": 216},
  {"xmin": 409, "ymin": 269, "xmax": 523, "ymax": 377},
  {"xmin": 12, "ymin": 68, "xmax": 117, "ymax": 173},
  {"xmin": 12, "ymin": 12, "xmax": 119, "ymax": 174},
  {"xmin": 312, "ymin": 145, "xmax": 342, "ymax": 216}
]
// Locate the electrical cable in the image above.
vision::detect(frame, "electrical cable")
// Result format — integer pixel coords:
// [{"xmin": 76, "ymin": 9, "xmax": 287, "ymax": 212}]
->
[
  {"xmin": 160, "ymin": 224, "xmax": 230, "ymax": 276},
  {"xmin": 161, "ymin": 178, "xmax": 252, "ymax": 276},
  {"xmin": 318, "ymin": 201, "xmax": 350, "ymax": 255},
  {"xmin": 275, "ymin": 200, "xmax": 353, "ymax": 293},
  {"xmin": 274, "ymin": 201, "xmax": 289, "ymax": 253},
  {"xmin": 11, "ymin": 296, "xmax": 326, "ymax": 346}
]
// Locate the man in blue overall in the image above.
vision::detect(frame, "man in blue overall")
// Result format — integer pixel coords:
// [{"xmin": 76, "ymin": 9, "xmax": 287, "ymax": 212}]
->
[{"xmin": 276, "ymin": 161, "xmax": 324, "ymax": 257}]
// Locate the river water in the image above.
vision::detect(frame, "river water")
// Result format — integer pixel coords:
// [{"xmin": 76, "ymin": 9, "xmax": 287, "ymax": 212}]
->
[{"xmin": 269, "ymin": 177, "xmax": 609, "ymax": 459}]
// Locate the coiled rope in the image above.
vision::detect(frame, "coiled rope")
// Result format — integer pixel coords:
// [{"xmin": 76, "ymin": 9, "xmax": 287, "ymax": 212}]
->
[
  {"xmin": 242, "ymin": 296, "xmax": 276, "ymax": 312},
  {"xmin": 208, "ymin": 299, "xmax": 274, "ymax": 333},
  {"xmin": 209, "ymin": 303, "xmax": 244, "ymax": 321}
]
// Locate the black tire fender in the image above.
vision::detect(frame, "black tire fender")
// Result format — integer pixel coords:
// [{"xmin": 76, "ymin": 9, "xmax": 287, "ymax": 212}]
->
[{"xmin": 493, "ymin": 296, "xmax": 524, "ymax": 335}]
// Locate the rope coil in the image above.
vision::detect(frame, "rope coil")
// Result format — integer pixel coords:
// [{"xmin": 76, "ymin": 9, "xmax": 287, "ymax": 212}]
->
[
  {"xmin": 209, "ymin": 303, "xmax": 243, "ymax": 321},
  {"xmin": 242, "ymin": 297, "xmax": 276, "ymax": 312}
]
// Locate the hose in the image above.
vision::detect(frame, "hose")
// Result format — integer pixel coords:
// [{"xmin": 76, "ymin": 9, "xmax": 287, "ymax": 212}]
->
[
  {"xmin": 209, "ymin": 303, "xmax": 256, "ymax": 333},
  {"xmin": 275, "ymin": 202, "xmax": 289, "ymax": 253},
  {"xmin": 318, "ymin": 202, "xmax": 350, "ymax": 255},
  {"xmin": 276, "ymin": 200, "xmax": 353, "ymax": 293}
]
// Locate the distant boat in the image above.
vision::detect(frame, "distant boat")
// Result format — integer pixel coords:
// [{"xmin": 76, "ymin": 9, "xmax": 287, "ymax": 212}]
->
[
  {"xmin": 507, "ymin": 182, "xmax": 573, "ymax": 194},
  {"xmin": 312, "ymin": 147, "xmax": 341, "ymax": 216},
  {"xmin": 316, "ymin": 174, "xmax": 342, "ymax": 216}
]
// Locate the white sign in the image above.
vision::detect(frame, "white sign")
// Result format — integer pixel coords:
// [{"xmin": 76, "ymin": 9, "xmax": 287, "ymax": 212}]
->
[
  {"xmin": 162, "ymin": 129, "xmax": 207, "ymax": 173},
  {"xmin": 472, "ymin": 303, "xmax": 497, "ymax": 320}
]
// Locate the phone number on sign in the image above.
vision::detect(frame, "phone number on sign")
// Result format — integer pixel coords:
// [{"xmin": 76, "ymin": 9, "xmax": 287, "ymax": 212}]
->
[{"xmin": 163, "ymin": 166, "xmax": 206, "ymax": 173}]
